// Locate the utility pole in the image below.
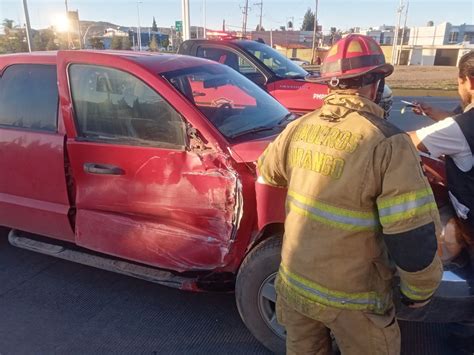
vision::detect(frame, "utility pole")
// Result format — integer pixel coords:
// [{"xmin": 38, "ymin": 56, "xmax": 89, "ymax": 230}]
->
[
  {"xmin": 182, "ymin": 0, "xmax": 191, "ymax": 40},
  {"xmin": 137, "ymin": 1, "xmax": 142, "ymax": 51},
  {"xmin": 76, "ymin": 11, "xmax": 82, "ymax": 49},
  {"xmin": 254, "ymin": 1, "xmax": 263, "ymax": 31},
  {"xmin": 22, "ymin": 0, "xmax": 33, "ymax": 52},
  {"xmin": 241, "ymin": 0, "xmax": 249, "ymax": 36},
  {"xmin": 398, "ymin": 1, "xmax": 409, "ymax": 65},
  {"xmin": 311, "ymin": 0, "xmax": 319, "ymax": 64},
  {"xmin": 270, "ymin": 28, "xmax": 273, "ymax": 46},
  {"xmin": 65, "ymin": 0, "xmax": 72, "ymax": 49},
  {"xmin": 203, "ymin": 0, "xmax": 207, "ymax": 38},
  {"xmin": 391, "ymin": 0, "xmax": 404, "ymax": 65}
]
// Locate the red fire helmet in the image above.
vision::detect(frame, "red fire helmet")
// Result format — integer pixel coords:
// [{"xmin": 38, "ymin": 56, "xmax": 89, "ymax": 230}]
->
[{"xmin": 310, "ymin": 34, "xmax": 394, "ymax": 84}]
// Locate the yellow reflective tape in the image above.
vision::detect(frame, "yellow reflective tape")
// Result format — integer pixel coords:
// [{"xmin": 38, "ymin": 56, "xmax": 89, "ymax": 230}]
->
[
  {"xmin": 279, "ymin": 264, "xmax": 386, "ymax": 313},
  {"xmin": 379, "ymin": 202, "xmax": 437, "ymax": 225},
  {"xmin": 378, "ymin": 188, "xmax": 433, "ymax": 209},
  {"xmin": 400, "ymin": 282, "xmax": 437, "ymax": 301},
  {"xmin": 279, "ymin": 273, "xmax": 370, "ymax": 311},
  {"xmin": 288, "ymin": 190, "xmax": 375, "ymax": 220},
  {"xmin": 288, "ymin": 201, "xmax": 375, "ymax": 232}
]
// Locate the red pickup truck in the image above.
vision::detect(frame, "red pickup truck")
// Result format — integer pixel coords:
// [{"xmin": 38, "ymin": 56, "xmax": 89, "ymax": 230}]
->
[
  {"xmin": 0, "ymin": 50, "xmax": 472, "ymax": 353},
  {"xmin": 178, "ymin": 39, "xmax": 329, "ymax": 115}
]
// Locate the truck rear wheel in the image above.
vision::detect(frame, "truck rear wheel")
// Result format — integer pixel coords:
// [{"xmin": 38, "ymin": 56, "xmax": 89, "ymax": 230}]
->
[{"xmin": 235, "ymin": 235, "xmax": 285, "ymax": 353}]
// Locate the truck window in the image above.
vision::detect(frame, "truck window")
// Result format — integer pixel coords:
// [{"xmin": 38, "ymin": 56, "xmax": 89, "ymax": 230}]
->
[
  {"xmin": 69, "ymin": 64, "xmax": 185, "ymax": 149},
  {"xmin": 197, "ymin": 46, "xmax": 259, "ymax": 75},
  {"xmin": 0, "ymin": 64, "xmax": 58, "ymax": 132},
  {"xmin": 163, "ymin": 64, "xmax": 291, "ymax": 141}
]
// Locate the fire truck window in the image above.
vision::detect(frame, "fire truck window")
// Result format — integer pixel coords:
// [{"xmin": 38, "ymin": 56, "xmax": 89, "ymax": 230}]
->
[
  {"xmin": 69, "ymin": 64, "xmax": 185, "ymax": 149},
  {"xmin": 0, "ymin": 64, "xmax": 58, "ymax": 132},
  {"xmin": 197, "ymin": 46, "xmax": 258, "ymax": 75}
]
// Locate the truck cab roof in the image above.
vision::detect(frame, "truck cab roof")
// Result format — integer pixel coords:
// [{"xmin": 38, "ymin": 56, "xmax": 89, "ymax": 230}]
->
[{"xmin": 0, "ymin": 50, "xmax": 219, "ymax": 75}]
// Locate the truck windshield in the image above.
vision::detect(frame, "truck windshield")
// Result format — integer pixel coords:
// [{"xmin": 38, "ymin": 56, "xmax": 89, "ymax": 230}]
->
[
  {"xmin": 162, "ymin": 64, "xmax": 292, "ymax": 140},
  {"xmin": 239, "ymin": 41, "xmax": 309, "ymax": 79}
]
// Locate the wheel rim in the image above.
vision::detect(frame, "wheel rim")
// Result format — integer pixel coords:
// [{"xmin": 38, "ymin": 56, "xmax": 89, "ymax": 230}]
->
[{"xmin": 258, "ymin": 272, "xmax": 286, "ymax": 339}]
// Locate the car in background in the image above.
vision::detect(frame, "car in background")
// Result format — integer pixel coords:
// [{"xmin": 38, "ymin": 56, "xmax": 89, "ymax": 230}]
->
[
  {"xmin": 289, "ymin": 57, "xmax": 310, "ymax": 66},
  {"xmin": 178, "ymin": 38, "xmax": 394, "ymax": 118},
  {"xmin": 178, "ymin": 38, "xmax": 328, "ymax": 115}
]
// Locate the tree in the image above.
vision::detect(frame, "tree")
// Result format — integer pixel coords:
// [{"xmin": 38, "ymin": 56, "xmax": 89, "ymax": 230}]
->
[
  {"xmin": 149, "ymin": 34, "xmax": 158, "ymax": 51},
  {"xmin": 89, "ymin": 37, "xmax": 104, "ymax": 50},
  {"xmin": 33, "ymin": 33, "xmax": 44, "ymax": 51},
  {"xmin": 161, "ymin": 38, "xmax": 170, "ymax": 49},
  {"xmin": 111, "ymin": 35, "xmax": 122, "ymax": 50},
  {"xmin": 122, "ymin": 36, "xmax": 132, "ymax": 50},
  {"xmin": 46, "ymin": 37, "xmax": 58, "ymax": 50},
  {"xmin": 2, "ymin": 19, "xmax": 14, "ymax": 33},
  {"xmin": 255, "ymin": 24, "xmax": 265, "ymax": 32},
  {"xmin": 301, "ymin": 8, "xmax": 315, "ymax": 31},
  {"xmin": 151, "ymin": 17, "xmax": 158, "ymax": 32},
  {"xmin": 0, "ymin": 19, "xmax": 28, "ymax": 54}
]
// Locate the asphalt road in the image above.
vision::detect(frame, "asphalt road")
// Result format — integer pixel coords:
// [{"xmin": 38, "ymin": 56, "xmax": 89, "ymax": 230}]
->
[{"xmin": 0, "ymin": 96, "xmax": 468, "ymax": 355}]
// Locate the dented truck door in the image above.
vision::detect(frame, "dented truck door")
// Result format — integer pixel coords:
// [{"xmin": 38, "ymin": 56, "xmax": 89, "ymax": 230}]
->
[{"xmin": 57, "ymin": 52, "xmax": 241, "ymax": 272}]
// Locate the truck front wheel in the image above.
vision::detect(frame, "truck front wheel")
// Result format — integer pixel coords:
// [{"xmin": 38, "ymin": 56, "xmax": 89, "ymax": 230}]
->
[{"xmin": 235, "ymin": 235, "xmax": 285, "ymax": 353}]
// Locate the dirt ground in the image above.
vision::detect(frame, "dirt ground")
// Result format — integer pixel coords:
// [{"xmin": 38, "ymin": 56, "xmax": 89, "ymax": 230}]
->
[{"xmin": 385, "ymin": 66, "xmax": 458, "ymax": 90}]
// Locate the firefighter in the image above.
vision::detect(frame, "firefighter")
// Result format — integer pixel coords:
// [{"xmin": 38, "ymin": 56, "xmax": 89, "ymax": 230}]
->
[{"xmin": 258, "ymin": 34, "xmax": 443, "ymax": 355}]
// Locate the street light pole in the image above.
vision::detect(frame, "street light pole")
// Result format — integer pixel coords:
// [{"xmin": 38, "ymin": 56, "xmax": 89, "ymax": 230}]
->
[
  {"xmin": 22, "ymin": 0, "xmax": 33, "ymax": 52},
  {"xmin": 398, "ymin": 1, "xmax": 409, "ymax": 65},
  {"xmin": 311, "ymin": 0, "xmax": 318, "ymax": 64},
  {"xmin": 182, "ymin": 0, "xmax": 190, "ymax": 40},
  {"xmin": 391, "ymin": 0, "xmax": 404, "ymax": 65},
  {"xmin": 203, "ymin": 0, "xmax": 207, "ymax": 39},
  {"xmin": 255, "ymin": 1, "xmax": 263, "ymax": 31},
  {"xmin": 65, "ymin": 0, "xmax": 72, "ymax": 49},
  {"xmin": 137, "ymin": 2, "xmax": 142, "ymax": 51},
  {"xmin": 242, "ymin": 0, "xmax": 249, "ymax": 36}
]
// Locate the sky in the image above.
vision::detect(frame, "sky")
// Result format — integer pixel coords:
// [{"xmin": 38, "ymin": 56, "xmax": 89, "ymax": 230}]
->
[{"xmin": 1, "ymin": 0, "xmax": 473, "ymax": 34}]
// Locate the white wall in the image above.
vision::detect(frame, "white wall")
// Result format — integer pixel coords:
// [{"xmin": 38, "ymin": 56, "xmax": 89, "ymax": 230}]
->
[
  {"xmin": 409, "ymin": 48, "xmax": 423, "ymax": 65},
  {"xmin": 409, "ymin": 22, "xmax": 450, "ymax": 46},
  {"xmin": 421, "ymin": 48, "xmax": 437, "ymax": 65}
]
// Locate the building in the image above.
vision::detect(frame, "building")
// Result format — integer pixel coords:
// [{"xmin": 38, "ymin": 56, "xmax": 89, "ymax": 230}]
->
[
  {"xmin": 354, "ymin": 25, "xmax": 397, "ymax": 45},
  {"xmin": 394, "ymin": 22, "xmax": 474, "ymax": 66},
  {"xmin": 250, "ymin": 30, "xmax": 317, "ymax": 48},
  {"xmin": 409, "ymin": 22, "xmax": 474, "ymax": 46}
]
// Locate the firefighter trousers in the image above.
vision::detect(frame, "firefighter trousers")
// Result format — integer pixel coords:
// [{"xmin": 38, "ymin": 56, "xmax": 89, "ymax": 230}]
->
[{"xmin": 276, "ymin": 297, "xmax": 401, "ymax": 355}]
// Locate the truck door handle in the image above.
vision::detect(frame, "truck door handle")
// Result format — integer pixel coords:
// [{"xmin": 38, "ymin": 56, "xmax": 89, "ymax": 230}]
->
[{"xmin": 84, "ymin": 163, "xmax": 125, "ymax": 175}]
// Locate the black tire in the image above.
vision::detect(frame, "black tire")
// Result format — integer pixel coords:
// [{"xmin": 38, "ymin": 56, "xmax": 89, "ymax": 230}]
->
[{"xmin": 235, "ymin": 235, "xmax": 285, "ymax": 354}]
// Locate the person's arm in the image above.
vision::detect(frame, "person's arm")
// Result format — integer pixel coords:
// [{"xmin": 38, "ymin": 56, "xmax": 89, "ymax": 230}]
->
[
  {"xmin": 375, "ymin": 135, "xmax": 443, "ymax": 308},
  {"xmin": 412, "ymin": 101, "xmax": 454, "ymax": 122},
  {"xmin": 408, "ymin": 131, "xmax": 429, "ymax": 153},
  {"xmin": 408, "ymin": 117, "xmax": 470, "ymax": 163}
]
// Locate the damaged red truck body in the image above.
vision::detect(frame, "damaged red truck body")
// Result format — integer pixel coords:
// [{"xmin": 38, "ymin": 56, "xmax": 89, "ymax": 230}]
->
[{"xmin": 0, "ymin": 50, "xmax": 472, "ymax": 353}]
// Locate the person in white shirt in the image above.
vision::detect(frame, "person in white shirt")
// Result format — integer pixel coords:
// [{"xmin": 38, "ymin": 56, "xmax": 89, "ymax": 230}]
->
[
  {"xmin": 408, "ymin": 51, "xmax": 474, "ymax": 355},
  {"xmin": 409, "ymin": 52, "xmax": 474, "ymax": 175}
]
